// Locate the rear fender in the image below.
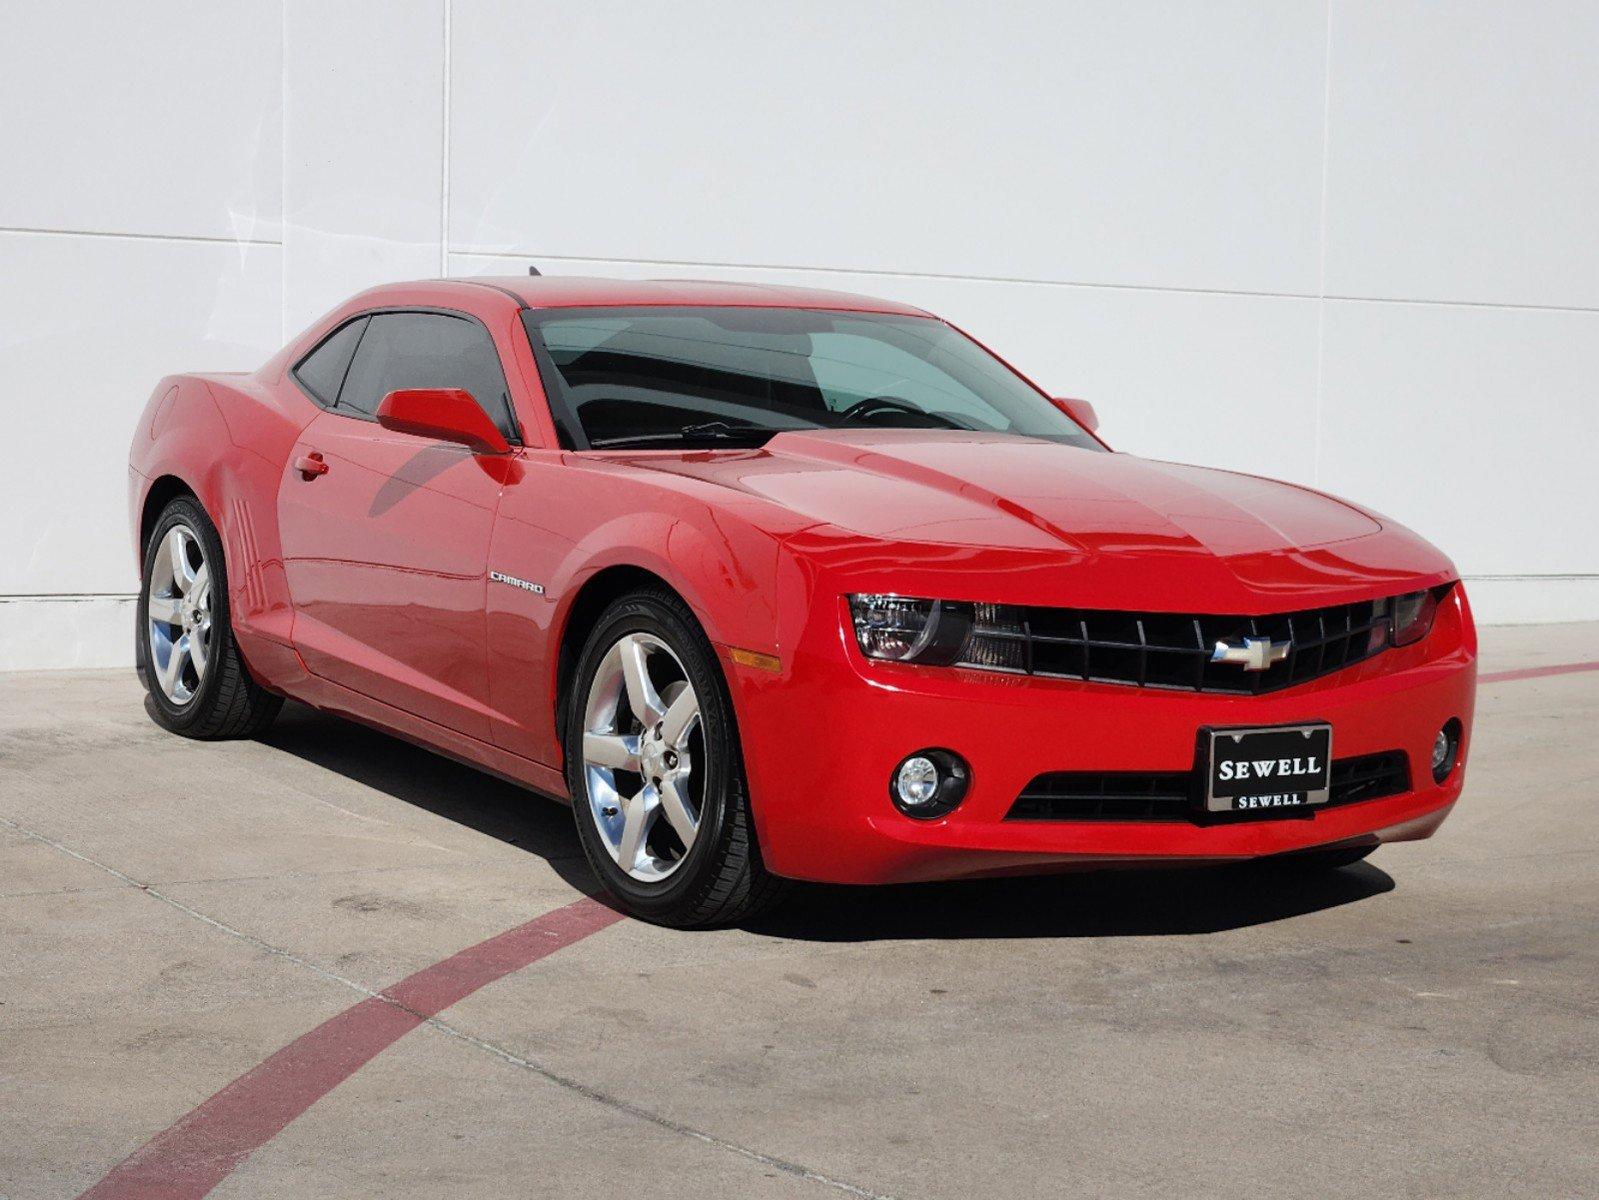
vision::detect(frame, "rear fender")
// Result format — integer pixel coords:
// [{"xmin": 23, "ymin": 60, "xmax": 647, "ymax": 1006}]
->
[{"xmin": 129, "ymin": 376, "xmax": 313, "ymax": 685}]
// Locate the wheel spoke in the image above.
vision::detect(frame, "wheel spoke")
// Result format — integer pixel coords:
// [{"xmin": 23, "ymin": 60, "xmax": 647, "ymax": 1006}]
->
[
  {"xmin": 167, "ymin": 528, "xmax": 197, "ymax": 593},
  {"xmin": 660, "ymin": 687, "xmax": 700, "ymax": 748},
  {"xmin": 191, "ymin": 561, "xmax": 211, "ymax": 610},
  {"xmin": 159, "ymin": 635, "xmax": 191, "ymax": 695},
  {"xmin": 189, "ymin": 627, "xmax": 209, "ymax": 679},
  {"xmin": 614, "ymin": 789, "xmax": 654, "ymax": 872},
  {"xmin": 147, "ymin": 594, "xmax": 180, "ymax": 624},
  {"xmin": 583, "ymin": 731, "xmax": 640, "ymax": 772},
  {"xmin": 659, "ymin": 775, "xmax": 699, "ymax": 850},
  {"xmin": 619, "ymin": 635, "xmax": 665, "ymax": 727}
]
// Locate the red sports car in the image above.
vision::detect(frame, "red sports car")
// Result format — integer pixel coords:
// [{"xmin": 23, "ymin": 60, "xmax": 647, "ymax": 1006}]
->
[{"xmin": 128, "ymin": 276, "xmax": 1475, "ymax": 926}]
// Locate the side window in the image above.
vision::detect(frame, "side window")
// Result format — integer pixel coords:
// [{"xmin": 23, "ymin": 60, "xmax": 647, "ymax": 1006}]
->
[
  {"xmin": 337, "ymin": 312, "xmax": 516, "ymax": 436},
  {"xmin": 293, "ymin": 317, "xmax": 368, "ymax": 407}
]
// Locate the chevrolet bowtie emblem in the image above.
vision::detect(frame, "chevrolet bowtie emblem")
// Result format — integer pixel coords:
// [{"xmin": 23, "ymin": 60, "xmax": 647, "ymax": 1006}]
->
[{"xmin": 1210, "ymin": 635, "xmax": 1292, "ymax": 672}]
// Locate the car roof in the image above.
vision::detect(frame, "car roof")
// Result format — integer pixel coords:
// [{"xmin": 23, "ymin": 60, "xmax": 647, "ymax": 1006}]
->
[{"xmin": 457, "ymin": 274, "xmax": 934, "ymax": 317}]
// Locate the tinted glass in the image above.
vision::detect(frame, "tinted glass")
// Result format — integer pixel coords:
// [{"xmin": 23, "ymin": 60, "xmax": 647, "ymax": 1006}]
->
[
  {"xmin": 338, "ymin": 312, "xmax": 514, "ymax": 433},
  {"xmin": 524, "ymin": 307, "xmax": 1100, "ymax": 451},
  {"xmin": 293, "ymin": 317, "xmax": 367, "ymax": 406}
]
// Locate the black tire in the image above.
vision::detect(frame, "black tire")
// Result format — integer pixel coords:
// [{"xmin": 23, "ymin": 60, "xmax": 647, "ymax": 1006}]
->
[
  {"xmin": 1261, "ymin": 843, "xmax": 1377, "ymax": 873},
  {"xmin": 564, "ymin": 587, "xmax": 788, "ymax": 928},
  {"xmin": 136, "ymin": 495, "xmax": 282, "ymax": 739}
]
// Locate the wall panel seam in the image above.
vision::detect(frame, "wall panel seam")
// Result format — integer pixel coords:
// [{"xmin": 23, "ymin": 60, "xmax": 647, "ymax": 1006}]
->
[
  {"xmin": 0, "ymin": 225, "xmax": 280, "ymax": 248},
  {"xmin": 440, "ymin": 0, "xmax": 452, "ymax": 276},
  {"xmin": 444, "ymin": 251, "xmax": 1599, "ymax": 316},
  {"xmin": 279, "ymin": 0, "xmax": 290, "ymax": 344},
  {"xmin": 1312, "ymin": 0, "xmax": 1334, "ymax": 488}
]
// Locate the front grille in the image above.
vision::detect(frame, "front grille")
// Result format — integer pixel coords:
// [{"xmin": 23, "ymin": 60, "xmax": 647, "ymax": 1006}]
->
[
  {"xmin": 1008, "ymin": 750, "xmax": 1411, "ymax": 822},
  {"xmin": 979, "ymin": 599, "xmax": 1392, "ymax": 694}
]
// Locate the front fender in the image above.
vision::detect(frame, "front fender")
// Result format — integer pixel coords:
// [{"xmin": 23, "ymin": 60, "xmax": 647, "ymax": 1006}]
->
[
  {"xmin": 485, "ymin": 452, "xmax": 792, "ymax": 769},
  {"xmin": 550, "ymin": 510, "xmax": 783, "ymax": 656}
]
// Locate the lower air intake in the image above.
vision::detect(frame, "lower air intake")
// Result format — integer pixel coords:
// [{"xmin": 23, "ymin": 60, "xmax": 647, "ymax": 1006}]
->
[{"xmin": 1008, "ymin": 750, "xmax": 1411, "ymax": 822}]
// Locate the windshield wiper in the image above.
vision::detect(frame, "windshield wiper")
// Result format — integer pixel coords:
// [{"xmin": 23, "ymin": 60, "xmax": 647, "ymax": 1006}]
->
[
  {"xmin": 677, "ymin": 419, "xmax": 756, "ymax": 439},
  {"xmin": 588, "ymin": 419, "xmax": 775, "ymax": 449}
]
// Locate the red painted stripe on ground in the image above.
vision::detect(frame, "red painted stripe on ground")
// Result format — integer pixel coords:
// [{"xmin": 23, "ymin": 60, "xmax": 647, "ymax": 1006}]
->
[
  {"xmin": 79, "ymin": 895, "xmax": 622, "ymax": 1200},
  {"xmin": 1479, "ymin": 660, "xmax": 1599, "ymax": 684}
]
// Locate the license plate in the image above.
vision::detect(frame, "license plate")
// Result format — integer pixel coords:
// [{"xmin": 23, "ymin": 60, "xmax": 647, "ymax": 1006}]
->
[{"xmin": 1205, "ymin": 723, "xmax": 1332, "ymax": 813}]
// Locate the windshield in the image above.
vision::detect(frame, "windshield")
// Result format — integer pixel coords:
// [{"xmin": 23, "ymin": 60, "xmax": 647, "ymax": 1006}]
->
[{"xmin": 522, "ymin": 306, "xmax": 1103, "ymax": 452}]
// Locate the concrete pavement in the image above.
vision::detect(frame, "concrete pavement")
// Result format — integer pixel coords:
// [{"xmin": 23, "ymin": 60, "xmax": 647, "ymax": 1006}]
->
[{"xmin": 2, "ymin": 625, "xmax": 1595, "ymax": 1198}]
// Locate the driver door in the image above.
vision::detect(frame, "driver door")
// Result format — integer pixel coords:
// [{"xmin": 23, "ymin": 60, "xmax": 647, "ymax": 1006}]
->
[{"xmin": 277, "ymin": 309, "xmax": 519, "ymax": 739}]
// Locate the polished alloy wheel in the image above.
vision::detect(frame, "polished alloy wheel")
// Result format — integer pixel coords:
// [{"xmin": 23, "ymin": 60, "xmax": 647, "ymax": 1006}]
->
[
  {"xmin": 146, "ymin": 524, "xmax": 212, "ymax": 705},
  {"xmin": 581, "ymin": 632, "xmax": 704, "ymax": 882}
]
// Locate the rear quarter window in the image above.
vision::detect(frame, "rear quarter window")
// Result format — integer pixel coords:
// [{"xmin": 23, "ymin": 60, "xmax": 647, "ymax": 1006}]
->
[{"xmin": 292, "ymin": 317, "xmax": 368, "ymax": 407}]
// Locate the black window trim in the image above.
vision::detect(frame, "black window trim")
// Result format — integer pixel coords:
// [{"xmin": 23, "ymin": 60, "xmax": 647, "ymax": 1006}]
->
[{"xmin": 291, "ymin": 304, "xmax": 524, "ymax": 446}]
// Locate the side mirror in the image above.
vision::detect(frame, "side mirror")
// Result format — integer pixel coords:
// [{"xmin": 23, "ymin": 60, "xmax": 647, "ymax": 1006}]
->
[
  {"xmin": 1052, "ymin": 396, "xmax": 1099, "ymax": 433},
  {"xmin": 375, "ymin": 388, "xmax": 511, "ymax": 455}
]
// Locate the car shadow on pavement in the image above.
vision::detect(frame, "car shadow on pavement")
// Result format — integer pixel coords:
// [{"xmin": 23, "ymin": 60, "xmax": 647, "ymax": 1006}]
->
[
  {"xmin": 254, "ymin": 701, "xmax": 1394, "ymax": 940},
  {"xmin": 757, "ymin": 862, "xmax": 1395, "ymax": 941},
  {"xmin": 256, "ymin": 701, "xmax": 597, "ymax": 894}
]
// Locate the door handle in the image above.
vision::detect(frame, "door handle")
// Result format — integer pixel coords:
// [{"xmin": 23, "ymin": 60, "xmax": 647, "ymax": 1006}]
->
[{"xmin": 294, "ymin": 453, "xmax": 328, "ymax": 479}]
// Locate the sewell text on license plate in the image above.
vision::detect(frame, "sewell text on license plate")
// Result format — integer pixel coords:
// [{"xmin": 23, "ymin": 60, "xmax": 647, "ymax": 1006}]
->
[{"xmin": 1205, "ymin": 723, "xmax": 1332, "ymax": 813}]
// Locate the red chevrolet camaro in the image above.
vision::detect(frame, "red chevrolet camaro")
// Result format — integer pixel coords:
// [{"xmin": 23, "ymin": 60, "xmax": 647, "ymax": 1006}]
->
[{"xmin": 128, "ymin": 276, "xmax": 1475, "ymax": 926}]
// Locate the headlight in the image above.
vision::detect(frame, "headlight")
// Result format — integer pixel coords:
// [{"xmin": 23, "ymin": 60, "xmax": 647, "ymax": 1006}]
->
[
  {"xmin": 848, "ymin": 595, "xmax": 966, "ymax": 663},
  {"xmin": 847, "ymin": 594, "xmax": 1027, "ymax": 669},
  {"xmin": 1390, "ymin": 585, "xmax": 1449, "ymax": 646}
]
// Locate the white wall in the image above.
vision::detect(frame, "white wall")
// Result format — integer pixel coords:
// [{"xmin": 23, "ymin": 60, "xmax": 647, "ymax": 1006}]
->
[{"xmin": 3, "ymin": 0, "xmax": 1595, "ymax": 669}]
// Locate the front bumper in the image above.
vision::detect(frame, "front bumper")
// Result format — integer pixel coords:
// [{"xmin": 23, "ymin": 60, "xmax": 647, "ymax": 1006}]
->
[{"xmin": 730, "ymin": 584, "xmax": 1476, "ymax": 885}]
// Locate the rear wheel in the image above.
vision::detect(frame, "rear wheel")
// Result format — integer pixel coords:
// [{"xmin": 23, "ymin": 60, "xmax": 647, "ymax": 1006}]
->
[
  {"xmin": 565, "ymin": 588, "xmax": 787, "ymax": 927},
  {"xmin": 136, "ymin": 496, "xmax": 281, "ymax": 739}
]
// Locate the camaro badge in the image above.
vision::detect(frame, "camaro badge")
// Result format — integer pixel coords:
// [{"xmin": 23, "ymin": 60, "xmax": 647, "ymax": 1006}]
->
[
  {"xmin": 489, "ymin": 570, "xmax": 545, "ymax": 595},
  {"xmin": 1210, "ymin": 635, "xmax": 1291, "ymax": 671}
]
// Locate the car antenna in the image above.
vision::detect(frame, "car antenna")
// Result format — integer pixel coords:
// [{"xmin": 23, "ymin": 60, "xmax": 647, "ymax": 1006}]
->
[{"xmin": 527, "ymin": 264, "xmax": 541, "ymax": 276}]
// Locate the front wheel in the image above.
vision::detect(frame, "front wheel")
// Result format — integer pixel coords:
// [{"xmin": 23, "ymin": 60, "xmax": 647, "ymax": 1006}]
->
[
  {"xmin": 136, "ymin": 495, "xmax": 282, "ymax": 739},
  {"xmin": 564, "ymin": 588, "xmax": 787, "ymax": 927}
]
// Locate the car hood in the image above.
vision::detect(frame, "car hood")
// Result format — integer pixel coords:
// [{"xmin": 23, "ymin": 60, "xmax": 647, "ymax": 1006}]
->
[{"xmin": 621, "ymin": 429, "xmax": 1382, "ymax": 558}]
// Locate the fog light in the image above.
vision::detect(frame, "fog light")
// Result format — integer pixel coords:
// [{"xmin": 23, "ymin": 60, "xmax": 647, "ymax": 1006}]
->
[
  {"xmin": 1431, "ymin": 719, "xmax": 1462, "ymax": 784},
  {"xmin": 890, "ymin": 748, "xmax": 970, "ymax": 819},
  {"xmin": 896, "ymin": 757, "xmax": 939, "ymax": 807}
]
